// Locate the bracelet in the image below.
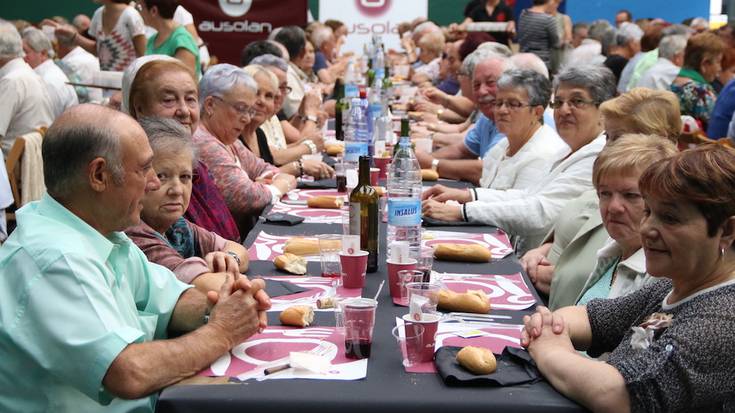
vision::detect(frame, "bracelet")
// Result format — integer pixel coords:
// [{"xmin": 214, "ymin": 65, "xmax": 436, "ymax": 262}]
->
[
  {"xmin": 225, "ymin": 250, "xmax": 241, "ymax": 266},
  {"xmin": 431, "ymin": 158, "xmax": 440, "ymax": 171},
  {"xmin": 297, "ymin": 159, "xmax": 304, "ymax": 176},
  {"xmin": 303, "ymin": 139, "xmax": 318, "ymax": 154}
]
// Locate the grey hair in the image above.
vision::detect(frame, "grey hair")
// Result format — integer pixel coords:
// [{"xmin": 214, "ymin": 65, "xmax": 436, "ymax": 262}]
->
[
  {"xmin": 553, "ymin": 64, "xmax": 617, "ymax": 104},
  {"xmin": 471, "ymin": 55, "xmax": 514, "ymax": 81},
  {"xmin": 588, "ymin": 19, "xmax": 616, "ymax": 55},
  {"xmin": 250, "ymin": 54, "xmax": 288, "ymax": 72},
  {"xmin": 0, "ymin": 20, "xmax": 23, "ymax": 60},
  {"xmin": 43, "ymin": 115, "xmax": 125, "ymax": 197},
  {"xmin": 497, "ymin": 69, "xmax": 551, "ymax": 108},
  {"xmin": 510, "ymin": 53, "xmax": 549, "ymax": 79},
  {"xmin": 137, "ymin": 116, "xmax": 197, "ymax": 164},
  {"xmin": 459, "ymin": 49, "xmax": 497, "ymax": 77},
  {"xmin": 662, "ymin": 24, "xmax": 693, "ymax": 37},
  {"xmin": 658, "ymin": 34, "xmax": 688, "ymax": 61},
  {"xmin": 268, "ymin": 40, "xmax": 290, "ymax": 61},
  {"xmin": 199, "ymin": 63, "xmax": 257, "ymax": 109},
  {"xmin": 243, "ymin": 64, "xmax": 279, "ymax": 90},
  {"xmin": 616, "ymin": 22, "xmax": 643, "ymax": 46},
  {"xmin": 310, "ymin": 24, "xmax": 333, "ymax": 48},
  {"xmin": 21, "ymin": 27, "xmax": 54, "ymax": 58},
  {"xmin": 476, "ymin": 41, "xmax": 513, "ymax": 57},
  {"xmin": 690, "ymin": 17, "xmax": 709, "ymax": 30},
  {"xmin": 414, "ymin": 21, "xmax": 440, "ymax": 35}
]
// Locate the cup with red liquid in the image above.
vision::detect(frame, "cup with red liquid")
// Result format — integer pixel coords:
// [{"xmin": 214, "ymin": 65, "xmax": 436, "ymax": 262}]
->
[
  {"xmin": 373, "ymin": 157, "xmax": 391, "ymax": 181},
  {"xmin": 337, "ymin": 298, "xmax": 378, "ymax": 359},
  {"xmin": 319, "ymin": 234, "xmax": 342, "ymax": 278}
]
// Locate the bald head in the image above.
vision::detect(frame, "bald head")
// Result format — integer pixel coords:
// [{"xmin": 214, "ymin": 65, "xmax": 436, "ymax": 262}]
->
[{"xmin": 43, "ymin": 105, "xmax": 137, "ymax": 198}]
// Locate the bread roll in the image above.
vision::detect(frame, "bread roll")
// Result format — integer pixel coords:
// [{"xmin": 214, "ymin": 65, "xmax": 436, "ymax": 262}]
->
[
  {"xmin": 279, "ymin": 305, "xmax": 314, "ymax": 327},
  {"xmin": 307, "ymin": 196, "xmax": 344, "ymax": 209},
  {"xmin": 374, "ymin": 186, "xmax": 386, "ymax": 197},
  {"xmin": 316, "ymin": 296, "xmax": 337, "ymax": 309},
  {"xmin": 326, "ymin": 143, "xmax": 344, "ymax": 156},
  {"xmin": 422, "ymin": 169, "xmax": 439, "ymax": 181},
  {"xmin": 284, "ymin": 238, "xmax": 341, "ymax": 256},
  {"xmin": 438, "ymin": 289, "xmax": 491, "ymax": 313},
  {"xmin": 433, "ymin": 243, "xmax": 491, "ymax": 263},
  {"xmin": 456, "ymin": 346, "xmax": 497, "ymax": 375},
  {"xmin": 274, "ymin": 253, "xmax": 307, "ymax": 275}
]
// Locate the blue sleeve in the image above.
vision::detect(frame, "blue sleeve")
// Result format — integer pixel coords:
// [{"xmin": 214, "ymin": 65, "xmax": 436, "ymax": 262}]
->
[
  {"xmin": 463, "ymin": 119, "xmax": 483, "ymax": 157},
  {"xmin": 313, "ymin": 52, "xmax": 329, "ymax": 73}
]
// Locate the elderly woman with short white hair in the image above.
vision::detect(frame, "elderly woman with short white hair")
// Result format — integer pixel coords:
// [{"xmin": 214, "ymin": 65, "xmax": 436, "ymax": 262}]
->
[{"xmin": 193, "ymin": 64, "xmax": 295, "ymax": 233}]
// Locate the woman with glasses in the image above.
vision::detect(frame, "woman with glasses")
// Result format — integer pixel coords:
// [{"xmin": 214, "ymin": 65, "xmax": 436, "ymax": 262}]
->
[
  {"xmin": 422, "ymin": 69, "xmax": 567, "ymax": 220},
  {"xmin": 122, "ymin": 55, "xmax": 241, "ymax": 242},
  {"xmin": 193, "ymin": 64, "xmax": 296, "ymax": 234},
  {"xmin": 242, "ymin": 64, "xmax": 334, "ymax": 180},
  {"xmin": 522, "ymin": 88, "xmax": 682, "ymax": 309},
  {"xmin": 422, "ymin": 64, "xmax": 615, "ymax": 254}
]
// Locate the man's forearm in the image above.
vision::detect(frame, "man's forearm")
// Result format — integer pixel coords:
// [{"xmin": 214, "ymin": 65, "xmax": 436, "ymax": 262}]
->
[
  {"xmin": 437, "ymin": 159, "xmax": 482, "ymax": 184},
  {"xmin": 168, "ymin": 288, "xmax": 209, "ymax": 333}
]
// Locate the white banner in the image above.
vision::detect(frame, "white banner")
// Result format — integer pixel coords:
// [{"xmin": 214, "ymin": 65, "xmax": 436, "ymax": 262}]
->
[{"xmin": 318, "ymin": 0, "xmax": 429, "ymax": 55}]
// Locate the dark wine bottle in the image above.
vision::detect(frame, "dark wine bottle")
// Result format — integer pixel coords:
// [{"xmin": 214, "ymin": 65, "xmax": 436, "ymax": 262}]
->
[
  {"xmin": 349, "ymin": 156, "xmax": 379, "ymax": 272},
  {"xmin": 334, "ymin": 78, "xmax": 346, "ymax": 141}
]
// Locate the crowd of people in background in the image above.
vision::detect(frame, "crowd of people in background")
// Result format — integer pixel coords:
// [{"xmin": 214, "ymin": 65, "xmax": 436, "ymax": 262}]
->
[{"xmin": 1, "ymin": 0, "xmax": 735, "ymax": 412}]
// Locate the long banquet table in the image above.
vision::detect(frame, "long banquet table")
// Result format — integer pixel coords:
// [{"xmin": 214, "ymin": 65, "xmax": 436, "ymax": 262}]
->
[{"xmin": 156, "ymin": 178, "xmax": 586, "ymax": 413}]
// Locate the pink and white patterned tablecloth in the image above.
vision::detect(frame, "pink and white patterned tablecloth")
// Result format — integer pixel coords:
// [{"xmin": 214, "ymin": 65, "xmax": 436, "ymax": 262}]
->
[
  {"xmin": 422, "ymin": 230, "xmax": 514, "ymax": 257},
  {"xmin": 264, "ymin": 276, "xmax": 362, "ymax": 311}
]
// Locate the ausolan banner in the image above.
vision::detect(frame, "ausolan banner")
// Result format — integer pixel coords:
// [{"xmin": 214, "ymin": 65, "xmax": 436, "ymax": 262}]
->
[
  {"xmin": 319, "ymin": 0, "xmax": 428, "ymax": 55},
  {"xmin": 180, "ymin": 0, "xmax": 308, "ymax": 65}
]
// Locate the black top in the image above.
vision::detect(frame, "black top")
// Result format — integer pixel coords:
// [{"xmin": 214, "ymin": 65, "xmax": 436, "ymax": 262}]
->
[
  {"xmin": 604, "ymin": 55, "xmax": 629, "ymax": 85},
  {"xmin": 467, "ymin": 1, "xmax": 515, "ymax": 45},
  {"xmin": 243, "ymin": 128, "xmax": 275, "ymax": 166},
  {"xmin": 464, "ymin": 0, "xmax": 484, "ymax": 17}
]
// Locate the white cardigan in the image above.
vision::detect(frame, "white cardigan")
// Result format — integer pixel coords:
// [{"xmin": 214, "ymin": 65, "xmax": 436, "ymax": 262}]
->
[
  {"xmin": 479, "ymin": 124, "xmax": 569, "ymax": 190},
  {"xmin": 466, "ymin": 133, "xmax": 606, "ymax": 253}
]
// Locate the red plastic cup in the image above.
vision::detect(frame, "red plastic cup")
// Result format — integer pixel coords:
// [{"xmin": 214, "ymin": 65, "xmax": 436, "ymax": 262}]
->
[
  {"xmin": 387, "ymin": 259, "xmax": 417, "ymax": 299},
  {"xmin": 403, "ymin": 313, "xmax": 441, "ymax": 362},
  {"xmin": 370, "ymin": 167, "xmax": 380, "ymax": 186},
  {"xmin": 340, "ymin": 298, "xmax": 378, "ymax": 359},
  {"xmin": 373, "ymin": 157, "xmax": 391, "ymax": 181},
  {"xmin": 340, "ymin": 251, "xmax": 369, "ymax": 289}
]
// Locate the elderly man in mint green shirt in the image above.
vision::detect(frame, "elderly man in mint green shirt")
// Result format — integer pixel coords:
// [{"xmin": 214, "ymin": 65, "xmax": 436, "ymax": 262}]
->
[{"xmin": 0, "ymin": 105, "xmax": 270, "ymax": 412}]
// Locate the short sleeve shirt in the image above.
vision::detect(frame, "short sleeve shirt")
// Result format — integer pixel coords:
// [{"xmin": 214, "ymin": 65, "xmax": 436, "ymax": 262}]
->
[
  {"xmin": 146, "ymin": 25, "xmax": 201, "ymax": 77},
  {"xmin": 313, "ymin": 51, "xmax": 329, "ymax": 73},
  {"xmin": 0, "ymin": 194, "xmax": 191, "ymax": 412},
  {"xmin": 89, "ymin": 6, "xmax": 146, "ymax": 71},
  {"xmin": 463, "ymin": 113, "xmax": 504, "ymax": 158}
]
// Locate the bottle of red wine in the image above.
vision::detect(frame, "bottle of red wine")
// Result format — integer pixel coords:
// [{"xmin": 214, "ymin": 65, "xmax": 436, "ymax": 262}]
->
[{"xmin": 349, "ymin": 156, "xmax": 379, "ymax": 272}]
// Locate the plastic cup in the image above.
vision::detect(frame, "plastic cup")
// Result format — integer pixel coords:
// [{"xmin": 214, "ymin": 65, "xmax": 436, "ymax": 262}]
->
[
  {"xmin": 319, "ymin": 234, "xmax": 342, "ymax": 278},
  {"xmin": 406, "ymin": 282, "xmax": 442, "ymax": 314},
  {"xmin": 339, "ymin": 250, "xmax": 369, "ymax": 289},
  {"xmin": 417, "ymin": 247, "xmax": 434, "ymax": 282},
  {"xmin": 338, "ymin": 298, "xmax": 378, "ymax": 359},
  {"xmin": 370, "ymin": 168, "xmax": 380, "ymax": 186},
  {"xmin": 403, "ymin": 313, "xmax": 441, "ymax": 362},
  {"xmin": 386, "ymin": 259, "xmax": 417, "ymax": 299},
  {"xmin": 392, "ymin": 324, "xmax": 425, "ymax": 367},
  {"xmin": 398, "ymin": 270, "xmax": 425, "ymax": 303},
  {"xmin": 373, "ymin": 157, "xmax": 391, "ymax": 180}
]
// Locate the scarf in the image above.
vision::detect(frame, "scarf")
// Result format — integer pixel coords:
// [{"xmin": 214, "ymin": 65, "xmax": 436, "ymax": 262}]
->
[{"xmin": 678, "ymin": 68, "xmax": 707, "ymax": 85}]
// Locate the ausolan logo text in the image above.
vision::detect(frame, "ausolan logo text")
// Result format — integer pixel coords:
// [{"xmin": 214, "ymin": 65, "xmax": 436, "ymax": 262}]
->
[
  {"xmin": 348, "ymin": 21, "xmax": 399, "ymax": 35},
  {"xmin": 199, "ymin": 20, "xmax": 273, "ymax": 33}
]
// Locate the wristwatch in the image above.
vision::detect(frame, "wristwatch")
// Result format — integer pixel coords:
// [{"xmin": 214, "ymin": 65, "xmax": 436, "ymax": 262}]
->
[
  {"xmin": 431, "ymin": 158, "xmax": 440, "ymax": 171},
  {"xmin": 302, "ymin": 114, "xmax": 319, "ymax": 124},
  {"xmin": 303, "ymin": 139, "xmax": 318, "ymax": 154}
]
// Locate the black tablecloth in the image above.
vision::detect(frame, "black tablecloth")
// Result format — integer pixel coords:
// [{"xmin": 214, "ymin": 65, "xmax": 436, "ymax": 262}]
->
[{"xmin": 156, "ymin": 192, "xmax": 584, "ymax": 413}]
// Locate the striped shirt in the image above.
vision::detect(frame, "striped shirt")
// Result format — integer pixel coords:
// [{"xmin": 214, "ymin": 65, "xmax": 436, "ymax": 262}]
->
[{"xmin": 517, "ymin": 10, "xmax": 560, "ymax": 67}]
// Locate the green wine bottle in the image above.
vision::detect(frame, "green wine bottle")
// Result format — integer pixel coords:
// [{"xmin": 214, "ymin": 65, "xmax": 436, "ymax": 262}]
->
[
  {"xmin": 334, "ymin": 78, "xmax": 346, "ymax": 141},
  {"xmin": 349, "ymin": 156, "xmax": 379, "ymax": 272}
]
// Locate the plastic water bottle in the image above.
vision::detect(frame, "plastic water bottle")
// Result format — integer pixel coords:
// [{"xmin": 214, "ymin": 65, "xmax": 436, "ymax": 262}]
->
[
  {"xmin": 366, "ymin": 76, "xmax": 383, "ymax": 152},
  {"xmin": 373, "ymin": 45, "xmax": 385, "ymax": 80},
  {"xmin": 387, "ymin": 136, "xmax": 423, "ymax": 260},
  {"xmin": 344, "ymin": 62, "xmax": 359, "ymax": 99},
  {"xmin": 344, "ymin": 97, "xmax": 369, "ymax": 188}
]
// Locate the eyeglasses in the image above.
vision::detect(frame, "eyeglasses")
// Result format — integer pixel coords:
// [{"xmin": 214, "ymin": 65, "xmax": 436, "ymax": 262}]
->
[
  {"xmin": 492, "ymin": 100, "xmax": 532, "ymax": 110},
  {"xmin": 549, "ymin": 98, "xmax": 597, "ymax": 110},
  {"xmin": 212, "ymin": 96, "xmax": 257, "ymax": 118}
]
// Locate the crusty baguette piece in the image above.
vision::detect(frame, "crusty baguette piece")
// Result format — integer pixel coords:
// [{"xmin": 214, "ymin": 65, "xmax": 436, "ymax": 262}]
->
[
  {"xmin": 438, "ymin": 289, "xmax": 491, "ymax": 313},
  {"xmin": 284, "ymin": 238, "xmax": 341, "ymax": 256},
  {"xmin": 456, "ymin": 346, "xmax": 497, "ymax": 375},
  {"xmin": 279, "ymin": 305, "xmax": 314, "ymax": 327},
  {"xmin": 374, "ymin": 186, "xmax": 385, "ymax": 197},
  {"xmin": 326, "ymin": 143, "xmax": 344, "ymax": 156},
  {"xmin": 274, "ymin": 253, "xmax": 307, "ymax": 275},
  {"xmin": 421, "ymin": 169, "xmax": 439, "ymax": 181},
  {"xmin": 307, "ymin": 196, "xmax": 344, "ymax": 209},
  {"xmin": 433, "ymin": 243, "xmax": 491, "ymax": 263}
]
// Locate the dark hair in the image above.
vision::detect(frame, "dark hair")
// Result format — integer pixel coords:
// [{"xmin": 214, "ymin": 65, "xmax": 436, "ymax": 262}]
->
[
  {"xmin": 639, "ymin": 144, "xmax": 735, "ymax": 236},
  {"xmin": 274, "ymin": 26, "xmax": 306, "ymax": 60},
  {"xmin": 532, "ymin": 0, "xmax": 550, "ymax": 5},
  {"xmin": 241, "ymin": 40, "xmax": 283, "ymax": 66},
  {"xmin": 143, "ymin": 0, "xmax": 179, "ymax": 19},
  {"xmin": 324, "ymin": 19, "xmax": 345, "ymax": 33},
  {"xmin": 110, "ymin": 0, "xmax": 130, "ymax": 3},
  {"xmin": 683, "ymin": 32, "xmax": 726, "ymax": 72},
  {"xmin": 617, "ymin": 9, "xmax": 632, "ymax": 21},
  {"xmin": 640, "ymin": 24, "xmax": 664, "ymax": 52},
  {"xmin": 458, "ymin": 32, "xmax": 495, "ymax": 61}
]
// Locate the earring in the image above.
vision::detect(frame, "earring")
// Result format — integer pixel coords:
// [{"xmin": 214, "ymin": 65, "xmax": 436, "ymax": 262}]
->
[{"xmin": 721, "ymin": 247, "xmax": 726, "ymax": 257}]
